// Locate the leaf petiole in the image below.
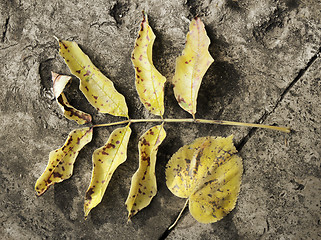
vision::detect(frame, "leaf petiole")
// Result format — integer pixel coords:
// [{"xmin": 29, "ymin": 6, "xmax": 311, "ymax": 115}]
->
[
  {"xmin": 93, "ymin": 118, "xmax": 291, "ymax": 133},
  {"xmin": 168, "ymin": 199, "xmax": 189, "ymax": 231}
]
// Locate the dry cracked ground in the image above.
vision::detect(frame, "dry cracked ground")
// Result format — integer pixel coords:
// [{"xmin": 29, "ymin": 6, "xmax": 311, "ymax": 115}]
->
[{"xmin": 0, "ymin": 0, "xmax": 320, "ymax": 239}]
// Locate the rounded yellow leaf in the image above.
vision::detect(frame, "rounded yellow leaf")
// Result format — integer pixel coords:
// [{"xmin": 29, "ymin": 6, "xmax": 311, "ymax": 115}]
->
[{"xmin": 165, "ymin": 135, "xmax": 243, "ymax": 223}]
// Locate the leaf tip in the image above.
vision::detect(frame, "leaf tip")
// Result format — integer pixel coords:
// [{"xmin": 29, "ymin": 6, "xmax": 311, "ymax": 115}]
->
[
  {"xmin": 141, "ymin": 10, "xmax": 147, "ymax": 22},
  {"xmin": 84, "ymin": 211, "xmax": 89, "ymax": 220}
]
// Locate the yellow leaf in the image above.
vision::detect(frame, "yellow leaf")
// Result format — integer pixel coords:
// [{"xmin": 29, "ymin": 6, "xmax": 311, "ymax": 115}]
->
[
  {"xmin": 172, "ymin": 17, "xmax": 214, "ymax": 117},
  {"xmin": 125, "ymin": 124, "xmax": 166, "ymax": 219},
  {"xmin": 35, "ymin": 127, "xmax": 93, "ymax": 196},
  {"xmin": 131, "ymin": 13, "xmax": 166, "ymax": 116},
  {"xmin": 58, "ymin": 40, "xmax": 128, "ymax": 118},
  {"xmin": 52, "ymin": 72, "xmax": 92, "ymax": 124},
  {"xmin": 165, "ymin": 135, "xmax": 242, "ymax": 223},
  {"xmin": 84, "ymin": 124, "xmax": 132, "ymax": 218}
]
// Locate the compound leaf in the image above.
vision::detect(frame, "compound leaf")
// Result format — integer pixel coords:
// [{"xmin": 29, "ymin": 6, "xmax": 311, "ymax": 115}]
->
[
  {"xmin": 126, "ymin": 124, "xmax": 166, "ymax": 220},
  {"xmin": 58, "ymin": 39, "xmax": 128, "ymax": 118},
  {"xmin": 172, "ymin": 17, "xmax": 214, "ymax": 117},
  {"xmin": 132, "ymin": 13, "xmax": 166, "ymax": 116},
  {"xmin": 35, "ymin": 127, "xmax": 93, "ymax": 196},
  {"xmin": 84, "ymin": 124, "xmax": 132, "ymax": 218},
  {"xmin": 165, "ymin": 135, "xmax": 242, "ymax": 223},
  {"xmin": 52, "ymin": 72, "xmax": 92, "ymax": 124}
]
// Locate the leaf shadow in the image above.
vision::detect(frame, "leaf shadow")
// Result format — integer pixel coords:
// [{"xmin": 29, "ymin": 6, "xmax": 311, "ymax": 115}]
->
[{"xmin": 197, "ymin": 28, "xmax": 241, "ymax": 120}]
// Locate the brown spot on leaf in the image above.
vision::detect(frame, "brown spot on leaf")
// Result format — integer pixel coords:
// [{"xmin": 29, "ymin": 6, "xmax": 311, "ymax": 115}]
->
[
  {"xmin": 106, "ymin": 143, "xmax": 115, "ymax": 149},
  {"xmin": 84, "ymin": 70, "xmax": 91, "ymax": 76},
  {"xmin": 142, "ymin": 155, "xmax": 150, "ymax": 162},
  {"xmin": 85, "ymin": 187, "xmax": 94, "ymax": 201},
  {"xmin": 177, "ymin": 95, "xmax": 186, "ymax": 104},
  {"xmin": 53, "ymin": 172, "xmax": 63, "ymax": 178},
  {"xmin": 142, "ymin": 139, "xmax": 150, "ymax": 146}
]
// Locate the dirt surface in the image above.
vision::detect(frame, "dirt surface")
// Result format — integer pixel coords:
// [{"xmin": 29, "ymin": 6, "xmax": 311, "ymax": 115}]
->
[{"xmin": 1, "ymin": 0, "xmax": 320, "ymax": 239}]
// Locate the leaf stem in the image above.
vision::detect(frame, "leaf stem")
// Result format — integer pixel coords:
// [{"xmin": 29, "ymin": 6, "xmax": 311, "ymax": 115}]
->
[
  {"xmin": 93, "ymin": 118, "xmax": 291, "ymax": 133},
  {"xmin": 168, "ymin": 199, "xmax": 189, "ymax": 231},
  {"xmin": 93, "ymin": 120, "xmax": 130, "ymax": 128}
]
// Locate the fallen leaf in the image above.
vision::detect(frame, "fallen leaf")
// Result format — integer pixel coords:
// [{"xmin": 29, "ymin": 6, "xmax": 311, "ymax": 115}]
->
[
  {"xmin": 165, "ymin": 135, "xmax": 242, "ymax": 223},
  {"xmin": 125, "ymin": 124, "xmax": 166, "ymax": 219},
  {"xmin": 172, "ymin": 17, "xmax": 214, "ymax": 117},
  {"xmin": 58, "ymin": 39, "xmax": 128, "ymax": 118},
  {"xmin": 131, "ymin": 13, "xmax": 166, "ymax": 116},
  {"xmin": 84, "ymin": 124, "xmax": 132, "ymax": 218},
  {"xmin": 35, "ymin": 127, "xmax": 93, "ymax": 196},
  {"xmin": 52, "ymin": 72, "xmax": 92, "ymax": 124}
]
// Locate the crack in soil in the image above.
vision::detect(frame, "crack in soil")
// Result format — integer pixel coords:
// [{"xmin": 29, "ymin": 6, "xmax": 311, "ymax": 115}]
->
[
  {"xmin": 2, "ymin": 16, "xmax": 10, "ymax": 42},
  {"xmin": 237, "ymin": 46, "xmax": 321, "ymax": 151}
]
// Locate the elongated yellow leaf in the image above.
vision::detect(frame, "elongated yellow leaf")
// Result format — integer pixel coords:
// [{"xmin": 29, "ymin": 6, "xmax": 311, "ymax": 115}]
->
[
  {"xmin": 172, "ymin": 17, "xmax": 214, "ymax": 117},
  {"xmin": 52, "ymin": 72, "xmax": 92, "ymax": 124},
  {"xmin": 131, "ymin": 13, "xmax": 166, "ymax": 116},
  {"xmin": 126, "ymin": 124, "xmax": 166, "ymax": 219},
  {"xmin": 58, "ymin": 40, "xmax": 128, "ymax": 118},
  {"xmin": 84, "ymin": 124, "xmax": 132, "ymax": 218},
  {"xmin": 166, "ymin": 135, "xmax": 242, "ymax": 223},
  {"xmin": 35, "ymin": 127, "xmax": 93, "ymax": 196}
]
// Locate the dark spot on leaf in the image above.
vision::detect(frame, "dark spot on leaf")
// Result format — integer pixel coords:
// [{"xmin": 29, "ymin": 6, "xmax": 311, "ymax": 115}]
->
[
  {"xmin": 84, "ymin": 70, "xmax": 91, "ymax": 76},
  {"xmin": 177, "ymin": 95, "xmax": 186, "ymax": 104},
  {"xmin": 142, "ymin": 139, "xmax": 150, "ymax": 146},
  {"xmin": 85, "ymin": 187, "xmax": 94, "ymax": 201},
  {"xmin": 53, "ymin": 172, "xmax": 63, "ymax": 178},
  {"xmin": 106, "ymin": 143, "xmax": 115, "ymax": 149}
]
